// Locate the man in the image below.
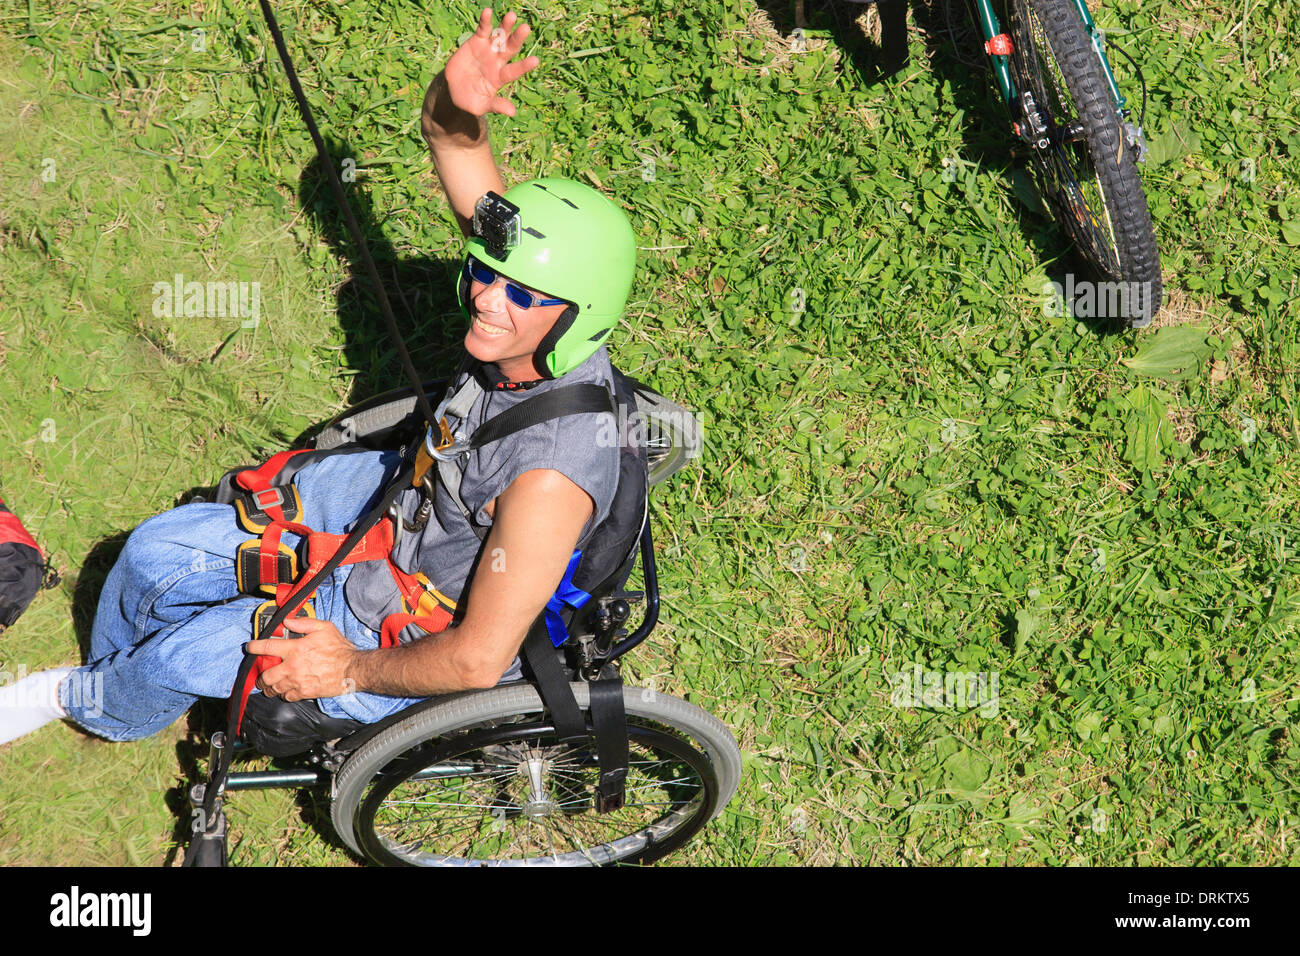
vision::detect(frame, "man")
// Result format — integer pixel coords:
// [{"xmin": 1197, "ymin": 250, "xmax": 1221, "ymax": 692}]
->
[{"xmin": 0, "ymin": 8, "xmax": 638, "ymax": 745}]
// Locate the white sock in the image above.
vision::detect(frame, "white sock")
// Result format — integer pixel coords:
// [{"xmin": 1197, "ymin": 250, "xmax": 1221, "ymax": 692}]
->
[{"xmin": 0, "ymin": 667, "xmax": 75, "ymax": 745}]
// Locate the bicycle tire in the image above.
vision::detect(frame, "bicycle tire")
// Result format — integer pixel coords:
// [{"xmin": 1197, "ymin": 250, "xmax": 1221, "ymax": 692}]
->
[
  {"xmin": 1007, "ymin": 0, "xmax": 1162, "ymax": 326},
  {"xmin": 330, "ymin": 683, "xmax": 741, "ymax": 866}
]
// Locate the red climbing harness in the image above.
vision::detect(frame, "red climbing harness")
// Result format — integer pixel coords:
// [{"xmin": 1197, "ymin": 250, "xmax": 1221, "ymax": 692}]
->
[{"xmin": 228, "ymin": 459, "xmax": 455, "ymax": 734}]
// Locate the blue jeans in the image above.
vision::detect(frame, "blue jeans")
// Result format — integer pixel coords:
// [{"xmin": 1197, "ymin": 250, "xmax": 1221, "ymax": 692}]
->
[{"xmin": 60, "ymin": 449, "xmax": 440, "ymax": 741}]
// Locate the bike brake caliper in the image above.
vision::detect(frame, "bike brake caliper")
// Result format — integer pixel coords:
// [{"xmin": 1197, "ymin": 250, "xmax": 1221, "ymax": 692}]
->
[{"xmin": 1018, "ymin": 91, "xmax": 1051, "ymax": 150}]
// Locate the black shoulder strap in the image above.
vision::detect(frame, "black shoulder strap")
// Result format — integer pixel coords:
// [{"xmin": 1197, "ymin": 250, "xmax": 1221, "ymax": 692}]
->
[{"xmin": 469, "ymin": 383, "xmax": 615, "ymax": 451}]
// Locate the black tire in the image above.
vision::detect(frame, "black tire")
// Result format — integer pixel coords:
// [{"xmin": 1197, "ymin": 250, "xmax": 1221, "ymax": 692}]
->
[
  {"xmin": 1007, "ymin": 0, "xmax": 1162, "ymax": 326},
  {"xmin": 330, "ymin": 683, "xmax": 741, "ymax": 866}
]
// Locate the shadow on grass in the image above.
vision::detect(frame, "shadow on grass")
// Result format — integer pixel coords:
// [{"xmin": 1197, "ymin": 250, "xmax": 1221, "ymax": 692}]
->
[
  {"xmin": 160, "ymin": 712, "xmax": 361, "ymax": 866},
  {"xmin": 290, "ymin": 146, "xmax": 467, "ymax": 446},
  {"xmin": 69, "ymin": 531, "xmax": 129, "ymax": 662},
  {"xmin": 159, "ymin": 701, "xmax": 361, "ymax": 866},
  {"xmin": 160, "ymin": 701, "xmax": 225, "ymax": 866}
]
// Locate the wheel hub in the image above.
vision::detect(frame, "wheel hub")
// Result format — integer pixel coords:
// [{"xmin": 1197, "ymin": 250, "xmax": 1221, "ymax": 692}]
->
[
  {"xmin": 522, "ymin": 797, "xmax": 556, "ymax": 821},
  {"xmin": 520, "ymin": 756, "xmax": 555, "ymax": 821}
]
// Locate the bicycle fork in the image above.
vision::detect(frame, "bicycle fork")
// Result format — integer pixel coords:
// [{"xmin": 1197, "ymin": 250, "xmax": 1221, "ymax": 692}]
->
[{"xmin": 973, "ymin": 0, "xmax": 1147, "ymax": 161}]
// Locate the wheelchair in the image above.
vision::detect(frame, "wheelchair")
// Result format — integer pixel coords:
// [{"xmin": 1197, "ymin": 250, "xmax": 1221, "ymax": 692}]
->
[{"xmin": 186, "ymin": 373, "xmax": 742, "ymax": 866}]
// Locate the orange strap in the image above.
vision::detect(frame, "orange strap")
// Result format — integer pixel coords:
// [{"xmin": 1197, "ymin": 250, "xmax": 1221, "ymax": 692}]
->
[
  {"xmin": 305, "ymin": 521, "xmax": 395, "ymax": 569},
  {"xmin": 236, "ymin": 500, "xmax": 447, "ymax": 734},
  {"xmin": 386, "ymin": 561, "xmax": 428, "ymax": 616},
  {"xmin": 254, "ymin": 517, "xmax": 395, "ymax": 605},
  {"xmin": 379, "ymin": 606, "xmax": 454, "ymax": 648},
  {"xmin": 242, "ymin": 516, "xmax": 394, "ymax": 718}
]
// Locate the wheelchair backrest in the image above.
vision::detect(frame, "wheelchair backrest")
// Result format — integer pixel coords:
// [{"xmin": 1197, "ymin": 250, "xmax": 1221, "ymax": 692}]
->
[{"xmin": 566, "ymin": 369, "xmax": 649, "ymax": 594}]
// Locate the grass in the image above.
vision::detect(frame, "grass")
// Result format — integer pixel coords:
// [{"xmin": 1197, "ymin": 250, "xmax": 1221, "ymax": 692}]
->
[{"xmin": 1, "ymin": 0, "xmax": 1298, "ymax": 866}]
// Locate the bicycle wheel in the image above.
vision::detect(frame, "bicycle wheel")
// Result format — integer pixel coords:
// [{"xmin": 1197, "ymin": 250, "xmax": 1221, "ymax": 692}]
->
[
  {"xmin": 331, "ymin": 683, "xmax": 741, "ymax": 866},
  {"xmin": 1007, "ymin": 0, "xmax": 1162, "ymax": 326}
]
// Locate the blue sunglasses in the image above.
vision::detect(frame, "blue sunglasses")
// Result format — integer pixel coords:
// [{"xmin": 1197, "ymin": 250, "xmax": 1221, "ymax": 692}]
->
[{"xmin": 465, "ymin": 256, "xmax": 566, "ymax": 309}]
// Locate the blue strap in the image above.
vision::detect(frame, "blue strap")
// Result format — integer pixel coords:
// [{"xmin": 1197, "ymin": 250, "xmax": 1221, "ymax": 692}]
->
[{"xmin": 544, "ymin": 549, "xmax": 591, "ymax": 648}]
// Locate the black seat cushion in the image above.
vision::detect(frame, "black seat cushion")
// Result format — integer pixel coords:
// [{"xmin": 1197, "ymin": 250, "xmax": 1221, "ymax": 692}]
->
[{"xmin": 241, "ymin": 693, "xmax": 367, "ymax": 757}]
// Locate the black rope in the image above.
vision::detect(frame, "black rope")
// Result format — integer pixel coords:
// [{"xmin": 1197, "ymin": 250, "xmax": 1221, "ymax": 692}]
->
[
  {"xmin": 257, "ymin": 0, "xmax": 439, "ymax": 428},
  {"xmin": 198, "ymin": 2, "xmax": 448, "ymax": 825}
]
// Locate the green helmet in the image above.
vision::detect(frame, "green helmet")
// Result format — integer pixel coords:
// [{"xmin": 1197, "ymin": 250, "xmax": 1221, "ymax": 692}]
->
[{"xmin": 457, "ymin": 178, "xmax": 636, "ymax": 378}]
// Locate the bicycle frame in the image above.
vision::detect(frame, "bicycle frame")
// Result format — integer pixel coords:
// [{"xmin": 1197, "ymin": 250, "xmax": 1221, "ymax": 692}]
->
[{"xmin": 974, "ymin": 0, "xmax": 1128, "ymax": 114}]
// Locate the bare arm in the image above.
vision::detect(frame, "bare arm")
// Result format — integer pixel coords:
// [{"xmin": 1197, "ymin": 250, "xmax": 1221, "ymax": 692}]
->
[
  {"xmin": 349, "ymin": 468, "xmax": 593, "ymax": 693},
  {"xmin": 422, "ymin": 8, "xmax": 540, "ymax": 236},
  {"xmin": 250, "ymin": 468, "xmax": 595, "ymax": 700}
]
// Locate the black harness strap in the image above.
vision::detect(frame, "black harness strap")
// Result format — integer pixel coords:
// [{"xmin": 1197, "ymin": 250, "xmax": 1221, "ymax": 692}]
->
[
  {"xmin": 588, "ymin": 677, "xmax": 629, "ymax": 812},
  {"xmin": 440, "ymin": 382, "xmax": 617, "ymax": 542},
  {"xmin": 522, "ymin": 624, "xmax": 587, "ymax": 744},
  {"xmin": 469, "ymin": 383, "xmax": 616, "ymax": 450},
  {"xmin": 478, "ymin": 384, "xmax": 629, "ymax": 810},
  {"xmin": 522, "ymin": 622, "xmax": 629, "ymax": 814}
]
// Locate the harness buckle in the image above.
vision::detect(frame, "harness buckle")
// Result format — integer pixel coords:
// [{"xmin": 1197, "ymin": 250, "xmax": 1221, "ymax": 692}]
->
[
  {"xmin": 236, "ymin": 539, "xmax": 299, "ymax": 596},
  {"xmin": 252, "ymin": 598, "xmax": 314, "ymax": 639},
  {"xmin": 595, "ymin": 769, "xmax": 627, "ymax": 814},
  {"xmin": 234, "ymin": 483, "xmax": 304, "ymax": 533},
  {"xmin": 254, "ymin": 487, "xmax": 285, "ymax": 510}
]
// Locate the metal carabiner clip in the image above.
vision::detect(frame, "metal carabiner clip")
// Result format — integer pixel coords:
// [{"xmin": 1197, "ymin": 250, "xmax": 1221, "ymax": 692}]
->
[
  {"xmin": 388, "ymin": 471, "xmax": 434, "ymax": 554},
  {"xmin": 427, "ymin": 419, "xmax": 467, "ymax": 462}
]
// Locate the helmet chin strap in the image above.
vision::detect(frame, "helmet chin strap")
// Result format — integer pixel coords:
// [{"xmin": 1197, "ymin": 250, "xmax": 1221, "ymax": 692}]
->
[{"xmin": 532, "ymin": 305, "xmax": 578, "ymax": 379}]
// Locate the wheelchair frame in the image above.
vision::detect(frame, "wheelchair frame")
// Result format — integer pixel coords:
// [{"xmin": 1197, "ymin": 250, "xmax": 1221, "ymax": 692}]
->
[{"xmin": 183, "ymin": 388, "xmax": 741, "ymax": 867}]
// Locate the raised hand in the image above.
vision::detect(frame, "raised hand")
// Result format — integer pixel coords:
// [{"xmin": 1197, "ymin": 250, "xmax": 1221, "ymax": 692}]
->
[{"xmin": 443, "ymin": 8, "xmax": 540, "ymax": 118}]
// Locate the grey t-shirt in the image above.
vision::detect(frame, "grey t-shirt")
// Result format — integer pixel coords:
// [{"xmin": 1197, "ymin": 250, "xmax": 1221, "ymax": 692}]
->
[{"xmin": 343, "ymin": 347, "xmax": 621, "ymax": 638}]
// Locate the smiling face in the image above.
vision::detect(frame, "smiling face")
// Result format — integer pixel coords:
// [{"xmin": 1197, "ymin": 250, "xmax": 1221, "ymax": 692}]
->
[{"xmin": 463, "ymin": 269, "xmax": 571, "ymax": 381}]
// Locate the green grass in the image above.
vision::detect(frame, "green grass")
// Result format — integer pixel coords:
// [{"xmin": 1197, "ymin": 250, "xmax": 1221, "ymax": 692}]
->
[{"xmin": 1, "ymin": 0, "xmax": 1298, "ymax": 866}]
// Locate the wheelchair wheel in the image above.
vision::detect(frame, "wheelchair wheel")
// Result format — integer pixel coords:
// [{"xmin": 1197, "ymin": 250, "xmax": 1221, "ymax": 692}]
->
[
  {"xmin": 632, "ymin": 385, "xmax": 701, "ymax": 487},
  {"xmin": 331, "ymin": 683, "xmax": 741, "ymax": 866}
]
